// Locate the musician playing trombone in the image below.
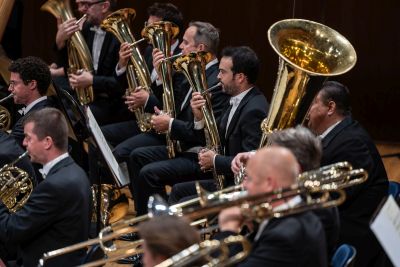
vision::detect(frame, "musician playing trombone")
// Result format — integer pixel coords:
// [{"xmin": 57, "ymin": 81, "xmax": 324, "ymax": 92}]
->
[{"xmin": 216, "ymin": 146, "xmax": 328, "ymax": 266}]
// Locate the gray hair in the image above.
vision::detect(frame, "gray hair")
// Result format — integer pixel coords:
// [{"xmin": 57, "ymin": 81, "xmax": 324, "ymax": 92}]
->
[
  {"xmin": 269, "ymin": 126, "xmax": 322, "ymax": 171},
  {"xmin": 189, "ymin": 21, "xmax": 220, "ymax": 55}
]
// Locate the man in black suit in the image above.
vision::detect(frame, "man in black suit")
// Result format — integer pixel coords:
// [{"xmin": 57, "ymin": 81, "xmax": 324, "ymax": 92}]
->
[
  {"xmin": 0, "ymin": 108, "xmax": 91, "ymax": 267},
  {"xmin": 55, "ymin": 0, "xmax": 123, "ymax": 126},
  {"xmin": 217, "ymin": 146, "xmax": 327, "ymax": 266},
  {"xmin": 307, "ymin": 81, "xmax": 388, "ymax": 266},
  {"xmin": 8, "ymin": 56, "xmax": 55, "ymax": 147},
  {"xmin": 127, "ymin": 22, "xmax": 231, "ymax": 216}
]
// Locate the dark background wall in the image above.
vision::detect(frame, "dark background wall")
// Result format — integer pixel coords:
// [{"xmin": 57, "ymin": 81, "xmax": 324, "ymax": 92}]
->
[{"xmin": 3, "ymin": 0, "xmax": 400, "ymax": 142}]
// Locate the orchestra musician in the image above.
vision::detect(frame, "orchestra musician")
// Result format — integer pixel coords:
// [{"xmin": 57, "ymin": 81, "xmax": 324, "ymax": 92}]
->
[
  {"xmin": 216, "ymin": 146, "xmax": 328, "ymax": 266},
  {"xmin": 0, "ymin": 108, "xmax": 91, "ymax": 267}
]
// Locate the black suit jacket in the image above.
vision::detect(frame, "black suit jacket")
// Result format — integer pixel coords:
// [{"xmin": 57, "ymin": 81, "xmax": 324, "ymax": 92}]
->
[
  {"xmin": 217, "ymin": 211, "xmax": 327, "ymax": 267},
  {"xmin": 10, "ymin": 98, "xmax": 55, "ymax": 147},
  {"xmin": 0, "ymin": 156, "xmax": 91, "ymax": 267},
  {"xmin": 0, "ymin": 130, "xmax": 37, "ymax": 185},
  {"xmin": 321, "ymin": 117, "xmax": 388, "ymax": 265},
  {"xmin": 215, "ymin": 87, "xmax": 269, "ymax": 181}
]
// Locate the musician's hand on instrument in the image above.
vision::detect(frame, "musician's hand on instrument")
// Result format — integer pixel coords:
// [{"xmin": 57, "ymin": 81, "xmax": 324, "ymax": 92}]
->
[
  {"xmin": 131, "ymin": 87, "xmax": 149, "ymax": 108},
  {"xmin": 218, "ymin": 206, "xmax": 244, "ymax": 233},
  {"xmin": 117, "ymin": 42, "xmax": 132, "ymax": 69},
  {"xmin": 190, "ymin": 92, "xmax": 205, "ymax": 121},
  {"xmin": 198, "ymin": 148, "xmax": 216, "ymax": 171},
  {"xmin": 56, "ymin": 17, "xmax": 79, "ymax": 50},
  {"xmin": 152, "ymin": 48, "xmax": 164, "ymax": 78},
  {"xmin": 125, "ymin": 94, "xmax": 136, "ymax": 111},
  {"xmin": 68, "ymin": 71, "xmax": 93, "ymax": 89},
  {"xmin": 151, "ymin": 107, "xmax": 171, "ymax": 133},
  {"xmin": 231, "ymin": 152, "xmax": 253, "ymax": 175}
]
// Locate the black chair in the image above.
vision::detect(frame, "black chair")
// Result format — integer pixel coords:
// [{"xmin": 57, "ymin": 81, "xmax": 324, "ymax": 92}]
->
[{"xmin": 331, "ymin": 244, "xmax": 357, "ymax": 267}]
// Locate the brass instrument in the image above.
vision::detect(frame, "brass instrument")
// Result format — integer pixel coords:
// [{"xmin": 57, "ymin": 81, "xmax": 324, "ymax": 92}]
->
[
  {"xmin": 40, "ymin": 161, "xmax": 366, "ymax": 264},
  {"xmin": 259, "ymin": 19, "xmax": 357, "ymax": 147},
  {"xmin": 155, "ymin": 235, "xmax": 251, "ymax": 267},
  {"xmin": 0, "ymin": 93, "xmax": 12, "ymax": 130},
  {"xmin": 101, "ymin": 8, "xmax": 153, "ymax": 132},
  {"xmin": 41, "ymin": 0, "xmax": 94, "ymax": 105},
  {"xmin": 173, "ymin": 52, "xmax": 225, "ymax": 190},
  {"xmin": 142, "ymin": 21, "xmax": 179, "ymax": 158},
  {"xmin": 0, "ymin": 151, "xmax": 33, "ymax": 212}
]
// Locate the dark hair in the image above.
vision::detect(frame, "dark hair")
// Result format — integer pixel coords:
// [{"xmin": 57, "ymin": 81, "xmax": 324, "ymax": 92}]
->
[
  {"xmin": 23, "ymin": 108, "xmax": 68, "ymax": 151},
  {"xmin": 147, "ymin": 2, "xmax": 183, "ymax": 33},
  {"xmin": 8, "ymin": 56, "xmax": 51, "ymax": 96},
  {"xmin": 138, "ymin": 215, "xmax": 200, "ymax": 259},
  {"xmin": 269, "ymin": 126, "xmax": 322, "ymax": 171},
  {"xmin": 189, "ymin": 21, "xmax": 219, "ymax": 55},
  {"xmin": 104, "ymin": 0, "xmax": 117, "ymax": 11},
  {"xmin": 319, "ymin": 81, "xmax": 351, "ymax": 116},
  {"xmin": 221, "ymin": 46, "xmax": 259, "ymax": 84}
]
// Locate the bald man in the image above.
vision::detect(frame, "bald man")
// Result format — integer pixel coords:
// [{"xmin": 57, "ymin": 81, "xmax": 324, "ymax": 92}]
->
[{"xmin": 217, "ymin": 146, "xmax": 327, "ymax": 267}]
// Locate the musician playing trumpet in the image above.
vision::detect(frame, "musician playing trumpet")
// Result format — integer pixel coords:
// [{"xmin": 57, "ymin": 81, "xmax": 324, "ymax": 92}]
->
[{"xmin": 216, "ymin": 146, "xmax": 328, "ymax": 266}]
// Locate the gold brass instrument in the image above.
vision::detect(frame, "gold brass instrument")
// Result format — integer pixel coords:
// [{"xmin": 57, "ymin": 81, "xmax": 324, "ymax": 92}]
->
[
  {"xmin": 41, "ymin": 0, "xmax": 94, "ymax": 105},
  {"xmin": 40, "ymin": 161, "xmax": 366, "ymax": 264},
  {"xmin": 142, "ymin": 21, "xmax": 179, "ymax": 158},
  {"xmin": 0, "ymin": 151, "xmax": 33, "ymax": 212},
  {"xmin": 173, "ymin": 51, "xmax": 225, "ymax": 190},
  {"xmin": 0, "ymin": 93, "xmax": 12, "ymax": 130},
  {"xmin": 259, "ymin": 19, "xmax": 357, "ymax": 147},
  {"xmin": 101, "ymin": 8, "xmax": 153, "ymax": 132},
  {"xmin": 155, "ymin": 235, "xmax": 251, "ymax": 267}
]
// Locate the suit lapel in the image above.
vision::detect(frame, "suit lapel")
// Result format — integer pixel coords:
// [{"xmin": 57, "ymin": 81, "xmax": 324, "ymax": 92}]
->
[
  {"xmin": 97, "ymin": 32, "xmax": 112, "ymax": 73},
  {"xmin": 46, "ymin": 157, "xmax": 73, "ymax": 177},
  {"xmin": 322, "ymin": 116, "xmax": 352, "ymax": 149}
]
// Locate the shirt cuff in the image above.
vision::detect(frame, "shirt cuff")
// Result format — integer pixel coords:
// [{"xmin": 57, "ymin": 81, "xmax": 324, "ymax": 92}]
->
[
  {"xmin": 115, "ymin": 64, "xmax": 126, "ymax": 76},
  {"xmin": 194, "ymin": 119, "xmax": 205, "ymax": 130}
]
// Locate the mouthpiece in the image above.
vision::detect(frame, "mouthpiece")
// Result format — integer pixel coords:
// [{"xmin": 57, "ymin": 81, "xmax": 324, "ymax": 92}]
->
[
  {"xmin": 161, "ymin": 52, "xmax": 183, "ymax": 62},
  {"xmin": 0, "ymin": 93, "xmax": 14, "ymax": 104},
  {"xmin": 75, "ymin": 14, "xmax": 87, "ymax": 25},
  {"xmin": 201, "ymin": 82, "xmax": 222, "ymax": 96}
]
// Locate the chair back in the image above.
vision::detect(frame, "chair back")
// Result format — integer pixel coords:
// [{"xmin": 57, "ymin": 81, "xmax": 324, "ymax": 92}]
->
[
  {"xmin": 331, "ymin": 244, "xmax": 356, "ymax": 267},
  {"xmin": 389, "ymin": 181, "xmax": 400, "ymax": 200}
]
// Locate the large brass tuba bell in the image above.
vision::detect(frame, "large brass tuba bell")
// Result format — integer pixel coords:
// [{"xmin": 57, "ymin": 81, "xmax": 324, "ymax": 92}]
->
[
  {"xmin": 101, "ymin": 8, "xmax": 153, "ymax": 132},
  {"xmin": 142, "ymin": 21, "xmax": 179, "ymax": 158},
  {"xmin": 41, "ymin": 0, "xmax": 94, "ymax": 105},
  {"xmin": 259, "ymin": 19, "xmax": 357, "ymax": 147},
  {"xmin": 0, "ymin": 151, "xmax": 33, "ymax": 212}
]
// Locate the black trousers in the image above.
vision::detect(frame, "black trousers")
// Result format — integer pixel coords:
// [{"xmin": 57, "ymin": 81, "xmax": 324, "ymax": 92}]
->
[
  {"xmin": 168, "ymin": 180, "xmax": 217, "ymax": 205},
  {"xmin": 128, "ymin": 146, "xmax": 213, "ymax": 216}
]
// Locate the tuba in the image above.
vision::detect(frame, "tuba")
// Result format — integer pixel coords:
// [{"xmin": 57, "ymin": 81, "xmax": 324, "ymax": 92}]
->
[
  {"xmin": 101, "ymin": 8, "xmax": 153, "ymax": 132},
  {"xmin": 41, "ymin": 0, "xmax": 94, "ymax": 105},
  {"xmin": 259, "ymin": 19, "xmax": 357, "ymax": 147},
  {"xmin": 142, "ymin": 21, "xmax": 179, "ymax": 158},
  {"xmin": 173, "ymin": 52, "xmax": 225, "ymax": 190},
  {"xmin": 0, "ymin": 151, "xmax": 33, "ymax": 212}
]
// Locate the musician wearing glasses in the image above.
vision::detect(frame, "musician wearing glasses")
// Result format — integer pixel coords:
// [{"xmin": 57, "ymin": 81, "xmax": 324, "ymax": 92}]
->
[
  {"xmin": 307, "ymin": 81, "xmax": 388, "ymax": 266},
  {"xmin": 217, "ymin": 146, "xmax": 328, "ymax": 266},
  {"xmin": 7, "ymin": 56, "xmax": 55, "ymax": 148},
  {"xmin": 0, "ymin": 108, "xmax": 91, "ymax": 267},
  {"xmin": 54, "ymin": 0, "xmax": 125, "ymax": 126}
]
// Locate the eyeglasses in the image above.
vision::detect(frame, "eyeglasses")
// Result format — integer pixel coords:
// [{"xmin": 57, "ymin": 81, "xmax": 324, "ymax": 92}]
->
[
  {"xmin": 9, "ymin": 80, "xmax": 31, "ymax": 89},
  {"xmin": 77, "ymin": 0, "xmax": 106, "ymax": 9}
]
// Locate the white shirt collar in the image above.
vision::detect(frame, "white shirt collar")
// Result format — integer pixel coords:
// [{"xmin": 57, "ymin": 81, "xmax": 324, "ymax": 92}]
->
[
  {"xmin": 229, "ymin": 87, "xmax": 252, "ymax": 107},
  {"xmin": 171, "ymin": 39, "xmax": 179, "ymax": 54},
  {"xmin": 24, "ymin": 96, "xmax": 47, "ymax": 115},
  {"xmin": 39, "ymin": 153, "xmax": 69, "ymax": 179},
  {"xmin": 319, "ymin": 119, "xmax": 342, "ymax": 140}
]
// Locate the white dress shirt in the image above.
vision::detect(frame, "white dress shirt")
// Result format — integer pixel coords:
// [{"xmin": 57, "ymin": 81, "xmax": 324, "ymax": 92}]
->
[{"xmin": 39, "ymin": 153, "xmax": 69, "ymax": 179}]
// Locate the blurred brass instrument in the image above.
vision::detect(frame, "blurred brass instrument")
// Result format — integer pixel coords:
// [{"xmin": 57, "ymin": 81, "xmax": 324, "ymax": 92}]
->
[
  {"xmin": 0, "ymin": 151, "xmax": 33, "ymax": 212},
  {"xmin": 101, "ymin": 8, "xmax": 153, "ymax": 132},
  {"xmin": 173, "ymin": 52, "xmax": 225, "ymax": 190},
  {"xmin": 259, "ymin": 19, "xmax": 357, "ymax": 147},
  {"xmin": 155, "ymin": 235, "xmax": 251, "ymax": 267},
  {"xmin": 40, "ymin": 161, "xmax": 367, "ymax": 265},
  {"xmin": 0, "ymin": 93, "xmax": 13, "ymax": 130},
  {"xmin": 142, "ymin": 21, "xmax": 179, "ymax": 158},
  {"xmin": 41, "ymin": 0, "xmax": 94, "ymax": 105}
]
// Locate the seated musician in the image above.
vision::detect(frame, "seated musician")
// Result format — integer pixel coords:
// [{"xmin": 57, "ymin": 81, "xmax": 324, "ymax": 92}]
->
[
  {"xmin": 216, "ymin": 146, "xmax": 328, "ymax": 266},
  {"xmin": 0, "ymin": 108, "xmax": 91, "ymax": 267},
  {"xmin": 138, "ymin": 215, "xmax": 200, "ymax": 267}
]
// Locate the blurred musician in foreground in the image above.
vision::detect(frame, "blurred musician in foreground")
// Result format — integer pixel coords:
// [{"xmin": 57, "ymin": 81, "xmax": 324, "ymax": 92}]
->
[
  {"xmin": 138, "ymin": 215, "xmax": 200, "ymax": 267},
  {"xmin": 307, "ymin": 81, "xmax": 388, "ymax": 266},
  {"xmin": 217, "ymin": 146, "xmax": 327, "ymax": 266},
  {"xmin": 128, "ymin": 22, "xmax": 230, "ymax": 216},
  {"xmin": 55, "ymin": 0, "xmax": 124, "ymax": 125},
  {"xmin": 0, "ymin": 108, "xmax": 91, "ymax": 267},
  {"xmin": 8, "ymin": 56, "xmax": 55, "ymax": 147}
]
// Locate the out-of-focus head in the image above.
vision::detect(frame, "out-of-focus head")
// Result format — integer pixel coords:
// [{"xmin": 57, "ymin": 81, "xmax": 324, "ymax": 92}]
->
[
  {"xmin": 179, "ymin": 21, "xmax": 219, "ymax": 56},
  {"xmin": 147, "ymin": 2, "xmax": 183, "ymax": 32},
  {"xmin": 76, "ymin": 0, "xmax": 116, "ymax": 25},
  {"xmin": 244, "ymin": 146, "xmax": 300, "ymax": 195}
]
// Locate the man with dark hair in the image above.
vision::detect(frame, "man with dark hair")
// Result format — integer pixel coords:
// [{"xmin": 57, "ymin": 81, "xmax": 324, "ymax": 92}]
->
[
  {"xmin": 307, "ymin": 81, "xmax": 388, "ymax": 266},
  {"xmin": 8, "ymin": 56, "xmax": 54, "ymax": 147},
  {"xmin": 138, "ymin": 215, "xmax": 200, "ymax": 267},
  {"xmin": 0, "ymin": 108, "xmax": 91, "ymax": 267}
]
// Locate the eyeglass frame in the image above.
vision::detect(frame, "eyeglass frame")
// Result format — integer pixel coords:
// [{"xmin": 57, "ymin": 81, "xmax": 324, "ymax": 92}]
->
[
  {"xmin": 9, "ymin": 79, "xmax": 32, "ymax": 89},
  {"xmin": 77, "ymin": 0, "xmax": 106, "ymax": 9}
]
